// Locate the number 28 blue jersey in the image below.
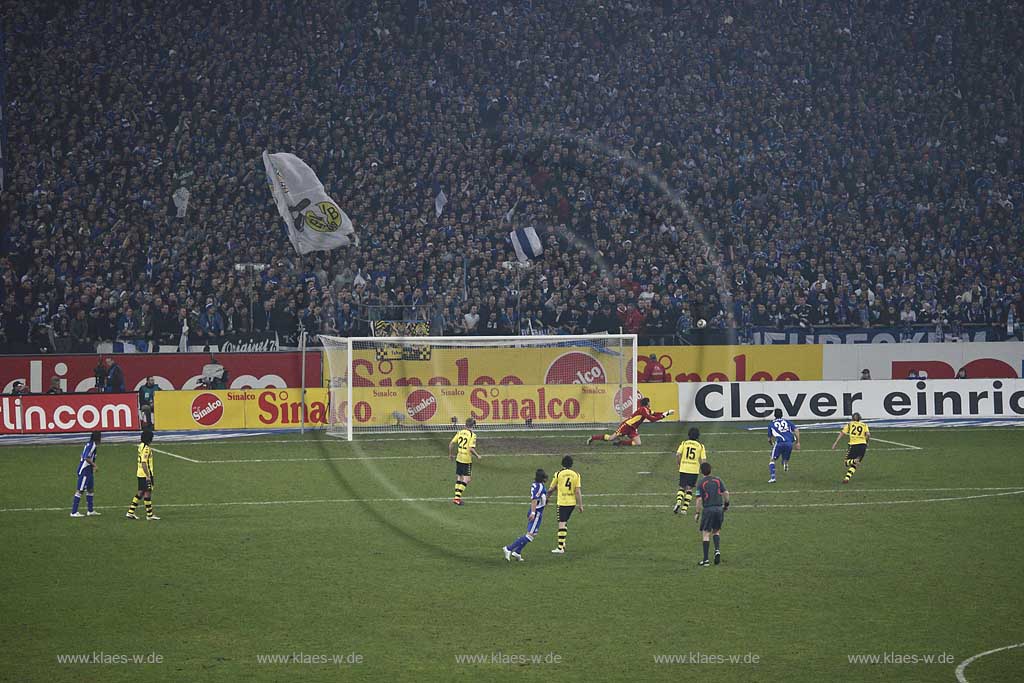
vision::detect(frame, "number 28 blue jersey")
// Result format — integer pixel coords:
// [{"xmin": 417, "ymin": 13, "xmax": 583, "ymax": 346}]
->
[
  {"xmin": 75, "ymin": 439, "xmax": 98, "ymax": 491},
  {"xmin": 525, "ymin": 482, "xmax": 547, "ymax": 534},
  {"xmin": 77, "ymin": 440, "xmax": 98, "ymax": 475}
]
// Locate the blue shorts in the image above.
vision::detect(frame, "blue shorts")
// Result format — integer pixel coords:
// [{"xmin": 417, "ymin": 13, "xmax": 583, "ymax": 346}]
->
[
  {"xmin": 526, "ymin": 508, "xmax": 544, "ymax": 535},
  {"xmin": 771, "ymin": 443, "xmax": 793, "ymax": 461},
  {"xmin": 76, "ymin": 469, "xmax": 94, "ymax": 491}
]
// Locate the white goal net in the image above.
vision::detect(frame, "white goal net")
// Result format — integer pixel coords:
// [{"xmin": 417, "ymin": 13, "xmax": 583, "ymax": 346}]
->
[{"xmin": 320, "ymin": 334, "xmax": 638, "ymax": 439}]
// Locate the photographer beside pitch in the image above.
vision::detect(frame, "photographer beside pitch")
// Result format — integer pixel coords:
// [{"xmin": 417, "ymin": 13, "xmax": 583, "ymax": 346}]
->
[
  {"xmin": 694, "ymin": 462, "xmax": 729, "ymax": 567},
  {"xmin": 138, "ymin": 376, "xmax": 160, "ymax": 430}
]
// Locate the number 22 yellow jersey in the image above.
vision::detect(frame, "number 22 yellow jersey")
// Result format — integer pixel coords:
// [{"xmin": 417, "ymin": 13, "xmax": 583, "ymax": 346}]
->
[{"xmin": 450, "ymin": 429, "xmax": 478, "ymax": 464}]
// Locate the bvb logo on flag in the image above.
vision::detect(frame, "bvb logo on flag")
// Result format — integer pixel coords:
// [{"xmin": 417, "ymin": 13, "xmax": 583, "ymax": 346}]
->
[
  {"xmin": 305, "ymin": 201, "xmax": 343, "ymax": 233},
  {"xmin": 290, "ymin": 199, "xmax": 343, "ymax": 234}
]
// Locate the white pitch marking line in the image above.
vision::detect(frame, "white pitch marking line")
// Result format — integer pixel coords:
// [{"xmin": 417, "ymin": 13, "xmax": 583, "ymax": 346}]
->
[
  {"xmin": 164, "ymin": 446, "xmax": 916, "ymax": 464},
  {"xmin": 151, "ymin": 447, "xmax": 202, "ymax": 463},
  {"xmin": 4, "ymin": 487, "xmax": 1024, "ymax": 514},
  {"xmin": 955, "ymin": 641, "xmax": 1024, "ymax": 683},
  {"xmin": 6, "ymin": 424, "xmax": 1021, "ymax": 448},
  {"xmin": 466, "ymin": 490, "xmax": 1024, "ymax": 510},
  {"xmin": 872, "ymin": 437, "xmax": 923, "ymax": 451}
]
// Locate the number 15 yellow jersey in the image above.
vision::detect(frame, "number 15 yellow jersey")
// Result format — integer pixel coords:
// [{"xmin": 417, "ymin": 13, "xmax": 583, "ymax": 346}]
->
[{"xmin": 676, "ymin": 439, "xmax": 707, "ymax": 474}]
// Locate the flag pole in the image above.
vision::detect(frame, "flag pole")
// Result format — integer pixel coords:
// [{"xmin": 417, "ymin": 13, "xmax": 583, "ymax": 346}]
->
[
  {"xmin": 515, "ymin": 264, "xmax": 522, "ymax": 335},
  {"xmin": 300, "ymin": 330, "xmax": 307, "ymax": 434}
]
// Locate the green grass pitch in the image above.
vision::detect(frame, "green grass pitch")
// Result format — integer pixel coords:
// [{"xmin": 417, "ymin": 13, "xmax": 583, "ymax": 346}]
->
[{"xmin": 1, "ymin": 423, "xmax": 1023, "ymax": 682}]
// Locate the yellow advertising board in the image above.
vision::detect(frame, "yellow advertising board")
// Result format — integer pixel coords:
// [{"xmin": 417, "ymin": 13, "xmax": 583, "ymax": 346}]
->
[
  {"xmin": 636, "ymin": 382, "xmax": 677, "ymax": 412},
  {"xmin": 155, "ymin": 389, "xmax": 330, "ymax": 430},
  {"xmin": 154, "ymin": 384, "xmax": 676, "ymax": 432},
  {"xmin": 346, "ymin": 383, "xmax": 677, "ymax": 428},
  {"xmin": 322, "ymin": 344, "xmax": 822, "ymax": 387}
]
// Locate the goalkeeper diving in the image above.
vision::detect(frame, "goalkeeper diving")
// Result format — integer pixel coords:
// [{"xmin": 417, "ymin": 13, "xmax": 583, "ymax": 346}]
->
[{"xmin": 587, "ymin": 397, "xmax": 674, "ymax": 447}]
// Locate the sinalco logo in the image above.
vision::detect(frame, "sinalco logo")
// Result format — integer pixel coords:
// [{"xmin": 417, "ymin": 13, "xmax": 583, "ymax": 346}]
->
[
  {"xmin": 406, "ymin": 389, "xmax": 437, "ymax": 421},
  {"xmin": 191, "ymin": 393, "xmax": 224, "ymax": 426},
  {"xmin": 544, "ymin": 352, "xmax": 607, "ymax": 385},
  {"xmin": 613, "ymin": 386, "xmax": 641, "ymax": 419}
]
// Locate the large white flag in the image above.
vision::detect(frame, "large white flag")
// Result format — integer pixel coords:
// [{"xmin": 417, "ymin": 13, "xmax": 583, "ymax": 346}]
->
[{"xmin": 262, "ymin": 151, "xmax": 357, "ymax": 255}]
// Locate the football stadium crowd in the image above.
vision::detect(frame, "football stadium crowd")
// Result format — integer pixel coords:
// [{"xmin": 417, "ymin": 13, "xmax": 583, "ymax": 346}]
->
[{"xmin": 0, "ymin": 0, "xmax": 1021, "ymax": 354}]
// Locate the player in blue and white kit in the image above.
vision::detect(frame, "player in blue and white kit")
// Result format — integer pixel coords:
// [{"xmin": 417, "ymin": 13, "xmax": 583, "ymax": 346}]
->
[
  {"xmin": 768, "ymin": 409, "xmax": 800, "ymax": 483},
  {"xmin": 70, "ymin": 431, "xmax": 102, "ymax": 517},
  {"xmin": 502, "ymin": 469, "xmax": 548, "ymax": 562}
]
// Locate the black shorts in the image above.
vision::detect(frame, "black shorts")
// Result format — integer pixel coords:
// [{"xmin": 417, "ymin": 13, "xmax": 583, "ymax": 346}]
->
[
  {"xmin": 846, "ymin": 443, "xmax": 867, "ymax": 461},
  {"xmin": 455, "ymin": 462, "xmax": 472, "ymax": 477},
  {"xmin": 558, "ymin": 505, "xmax": 575, "ymax": 523},
  {"xmin": 700, "ymin": 507, "xmax": 724, "ymax": 532},
  {"xmin": 678, "ymin": 472, "xmax": 698, "ymax": 488},
  {"xmin": 137, "ymin": 476, "xmax": 151, "ymax": 492}
]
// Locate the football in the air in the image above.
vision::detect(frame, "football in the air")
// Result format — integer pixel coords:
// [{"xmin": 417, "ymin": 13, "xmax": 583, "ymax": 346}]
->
[{"xmin": 696, "ymin": 318, "xmax": 707, "ymax": 329}]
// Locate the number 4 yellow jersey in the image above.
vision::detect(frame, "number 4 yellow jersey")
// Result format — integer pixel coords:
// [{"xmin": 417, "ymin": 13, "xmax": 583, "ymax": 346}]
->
[
  {"xmin": 551, "ymin": 468, "xmax": 581, "ymax": 506},
  {"xmin": 842, "ymin": 421, "xmax": 870, "ymax": 445},
  {"xmin": 676, "ymin": 439, "xmax": 707, "ymax": 474}
]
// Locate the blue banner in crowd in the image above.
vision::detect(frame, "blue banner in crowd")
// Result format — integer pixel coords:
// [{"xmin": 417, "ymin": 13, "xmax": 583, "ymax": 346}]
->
[{"xmin": 750, "ymin": 326, "xmax": 1005, "ymax": 345}]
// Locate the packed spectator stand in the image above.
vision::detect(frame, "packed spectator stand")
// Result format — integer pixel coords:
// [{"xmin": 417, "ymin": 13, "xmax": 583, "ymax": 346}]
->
[{"xmin": 0, "ymin": 0, "xmax": 1021, "ymax": 355}]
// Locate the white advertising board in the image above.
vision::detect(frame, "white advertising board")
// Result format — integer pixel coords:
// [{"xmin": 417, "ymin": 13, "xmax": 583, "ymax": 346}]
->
[
  {"xmin": 822, "ymin": 342, "xmax": 1024, "ymax": 380},
  {"xmin": 678, "ymin": 379, "xmax": 1024, "ymax": 421}
]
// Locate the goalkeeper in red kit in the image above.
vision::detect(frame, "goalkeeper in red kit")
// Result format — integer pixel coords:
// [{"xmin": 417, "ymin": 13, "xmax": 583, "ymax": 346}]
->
[{"xmin": 587, "ymin": 397, "xmax": 674, "ymax": 447}]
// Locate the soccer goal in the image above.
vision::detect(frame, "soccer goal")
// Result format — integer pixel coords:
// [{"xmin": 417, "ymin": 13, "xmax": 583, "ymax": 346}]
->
[{"xmin": 320, "ymin": 334, "xmax": 638, "ymax": 439}]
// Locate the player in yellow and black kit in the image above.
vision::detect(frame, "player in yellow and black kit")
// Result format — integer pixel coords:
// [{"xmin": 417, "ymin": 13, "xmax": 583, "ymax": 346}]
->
[
  {"xmin": 549, "ymin": 456, "xmax": 583, "ymax": 554},
  {"xmin": 832, "ymin": 413, "xmax": 870, "ymax": 484},
  {"xmin": 449, "ymin": 417, "xmax": 481, "ymax": 505},
  {"xmin": 126, "ymin": 431, "xmax": 158, "ymax": 520},
  {"xmin": 673, "ymin": 427, "xmax": 707, "ymax": 514}
]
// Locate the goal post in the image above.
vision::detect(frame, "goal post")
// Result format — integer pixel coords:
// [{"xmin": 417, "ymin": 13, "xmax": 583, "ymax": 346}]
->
[{"xmin": 320, "ymin": 334, "xmax": 638, "ymax": 439}]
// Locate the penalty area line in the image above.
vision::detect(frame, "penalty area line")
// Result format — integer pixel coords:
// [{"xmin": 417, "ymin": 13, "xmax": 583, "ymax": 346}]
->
[
  {"xmin": 151, "ymin": 447, "xmax": 202, "ymax": 463},
  {"xmin": 872, "ymin": 437, "xmax": 922, "ymax": 450}
]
